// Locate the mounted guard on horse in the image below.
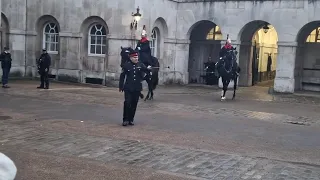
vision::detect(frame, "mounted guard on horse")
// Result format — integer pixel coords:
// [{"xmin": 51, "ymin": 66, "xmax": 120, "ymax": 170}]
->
[{"xmin": 215, "ymin": 35, "xmax": 241, "ymax": 101}]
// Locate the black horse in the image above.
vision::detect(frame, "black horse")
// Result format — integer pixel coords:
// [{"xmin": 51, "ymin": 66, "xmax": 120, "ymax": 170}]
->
[
  {"xmin": 120, "ymin": 46, "xmax": 160, "ymax": 101},
  {"xmin": 215, "ymin": 48, "xmax": 241, "ymax": 101}
]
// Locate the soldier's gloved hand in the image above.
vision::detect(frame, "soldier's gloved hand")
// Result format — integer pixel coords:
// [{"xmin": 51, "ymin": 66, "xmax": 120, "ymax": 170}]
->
[
  {"xmin": 147, "ymin": 65, "xmax": 152, "ymax": 70},
  {"xmin": 45, "ymin": 68, "xmax": 48, "ymax": 72},
  {"xmin": 137, "ymin": 47, "xmax": 141, "ymax": 50}
]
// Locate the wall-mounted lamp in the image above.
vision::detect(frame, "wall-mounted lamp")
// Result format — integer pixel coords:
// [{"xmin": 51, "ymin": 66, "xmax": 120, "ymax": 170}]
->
[
  {"xmin": 130, "ymin": 6, "xmax": 142, "ymax": 30},
  {"xmin": 263, "ymin": 23, "xmax": 270, "ymax": 34}
]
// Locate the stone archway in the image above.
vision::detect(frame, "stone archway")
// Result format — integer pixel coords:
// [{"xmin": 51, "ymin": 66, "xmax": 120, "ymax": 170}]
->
[
  {"xmin": 238, "ymin": 20, "xmax": 278, "ymax": 87},
  {"xmin": 35, "ymin": 15, "xmax": 61, "ymax": 78},
  {"xmin": 188, "ymin": 20, "xmax": 222, "ymax": 85},
  {"xmin": 295, "ymin": 21, "xmax": 320, "ymax": 91},
  {"xmin": 152, "ymin": 17, "xmax": 168, "ymax": 60},
  {"xmin": 0, "ymin": 13, "xmax": 9, "ymax": 51}
]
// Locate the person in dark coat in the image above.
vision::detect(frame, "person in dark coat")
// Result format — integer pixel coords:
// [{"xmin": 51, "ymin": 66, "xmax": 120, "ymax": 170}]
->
[
  {"xmin": 136, "ymin": 30, "xmax": 153, "ymax": 68},
  {"xmin": 267, "ymin": 53, "xmax": 272, "ymax": 72},
  {"xmin": 204, "ymin": 56, "xmax": 218, "ymax": 85},
  {"xmin": 37, "ymin": 49, "xmax": 51, "ymax": 89},
  {"xmin": 0, "ymin": 47, "xmax": 12, "ymax": 88},
  {"xmin": 119, "ymin": 50, "xmax": 151, "ymax": 126},
  {"xmin": 267, "ymin": 53, "xmax": 272, "ymax": 79}
]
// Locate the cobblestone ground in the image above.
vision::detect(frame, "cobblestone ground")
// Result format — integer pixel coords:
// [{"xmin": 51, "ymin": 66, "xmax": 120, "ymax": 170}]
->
[
  {"xmin": 0, "ymin": 80, "xmax": 320, "ymax": 179},
  {"xmin": 1, "ymin": 123, "xmax": 319, "ymax": 180}
]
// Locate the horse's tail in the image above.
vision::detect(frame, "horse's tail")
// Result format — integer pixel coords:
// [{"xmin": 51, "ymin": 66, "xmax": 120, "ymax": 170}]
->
[
  {"xmin": 152, "ymin": 71, "xmax": 159, "ymax": 90},
  {"xmin": 151, "ymin": 56, "xmax": 160, "ymax": 90}
]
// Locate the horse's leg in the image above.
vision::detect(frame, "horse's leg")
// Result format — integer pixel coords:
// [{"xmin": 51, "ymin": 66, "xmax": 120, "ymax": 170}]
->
[
  {"xmin": 148, "ymin": 73, "xmax": 155, "ymax": 100},
  {"xmin": 144, "ymin": 76, "xmax": 152, "ymax": 101},
  {"xmin": 150, "ymin": 90, "xmax": 154, "ymax": 100},
  {"xmin": 232, "ymin": 75, "xmax": 238, "ymax": 100},
  {"xmin": 144, "ymin": 91, "xmax": 150, "ymax": 101},
  {"xmin": 221, "ymin": 77, "xmax": 228, "ymax": 101}
]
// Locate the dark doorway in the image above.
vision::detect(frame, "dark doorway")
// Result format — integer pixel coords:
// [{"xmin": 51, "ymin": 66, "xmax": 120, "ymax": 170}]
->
[
  {"xmin": 239, "ymin": 20, "xmax": 278, "ymax": 87},
  {"xmin": 188, "ymin": 21, "xmax": 222, "ymax": 85}
]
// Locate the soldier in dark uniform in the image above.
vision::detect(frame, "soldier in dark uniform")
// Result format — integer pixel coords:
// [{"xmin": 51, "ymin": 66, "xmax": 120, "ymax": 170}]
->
[
  {"xmin": 36, "ymin": 49, "xmax": 51, "ymax": 89},
  {"xmin": 119, "ymin": 50, "xmax": 151, "ymax": 126},
  {"xmin": 136, "ymin": 29, "xmax": 153, "ymax": 68},
  {"xmin": 0, "ymin": 47, "xmax": 12, "ymax": 88}
]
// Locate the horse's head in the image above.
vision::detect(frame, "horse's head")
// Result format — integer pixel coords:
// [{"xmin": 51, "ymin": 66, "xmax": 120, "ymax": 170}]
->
[
  {"xmin": 120, "ymin": 46, "xmax": 134, "ymax": 58},
  {"xmin": 221, "ymin": 48, "xmax": 237, "ymax": 70},
  {"xmin": 120, "ymin": 46, "xmax": 134, "ymax": 67}
]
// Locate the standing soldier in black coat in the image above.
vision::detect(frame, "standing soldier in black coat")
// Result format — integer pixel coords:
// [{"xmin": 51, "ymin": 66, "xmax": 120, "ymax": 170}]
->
[
  {"xmin": 119, "ymin": 50, "xmax": 151, "ymax": 126},
  {"xmin": 0, "ymin": 47, "xmax": 12, "ymax": 88},
  {"xmin": 37, "ymin": 49, "xmax": 51, "ymax": 89}
]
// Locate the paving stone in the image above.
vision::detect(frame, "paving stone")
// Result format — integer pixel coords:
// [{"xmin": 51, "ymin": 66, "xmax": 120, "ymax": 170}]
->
[{"xmin": 1, "ymin": 124, "xmax": 320, "ymax": 180}]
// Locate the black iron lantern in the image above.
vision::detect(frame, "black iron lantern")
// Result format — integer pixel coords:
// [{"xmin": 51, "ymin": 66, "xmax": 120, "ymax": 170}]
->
[
  {"xmin": 263, "ymin": 23, "xmax": 270, "ymax": 34},
  {"xmin": 130, "ymin": 7, "xmax": 142, "ymax": 30}
]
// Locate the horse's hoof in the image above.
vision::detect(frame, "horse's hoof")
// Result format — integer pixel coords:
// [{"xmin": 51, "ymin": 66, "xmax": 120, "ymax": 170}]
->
[{"xmin": 221, "ymin": 97, "xmax": 226, "ymax": 101}]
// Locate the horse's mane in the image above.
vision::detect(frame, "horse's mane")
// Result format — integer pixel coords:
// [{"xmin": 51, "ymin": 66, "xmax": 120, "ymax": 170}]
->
[
  {"xmin": 120, "ymin": 47, "xmax": 134, "ymax": 68},
  {"xmin": 217, "ymin": 48, "xmax": 238, "ymax": 74},
  {"xmin": 120, "ymin": 46, "xmax": 160, "ymax": 69}
]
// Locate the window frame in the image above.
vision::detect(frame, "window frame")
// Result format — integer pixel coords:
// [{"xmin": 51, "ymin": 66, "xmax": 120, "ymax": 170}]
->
[
  {"xmin": 42, "ymin": 22, "xmax": 59, "ymax": 54},
  {"xmin": 150, "ymin": 29, "xmax": 158, "ymax": 57},
  {"xmin": 206, "ymin": 25, "xmax": 222, "ymax": 40},
  {"xmin": 88, "ymin": 24, "xmax": 107, "ymax": 56},
  {"xmin": 306, "ymin": 27, "xmax": 320, "ymax": 43}
]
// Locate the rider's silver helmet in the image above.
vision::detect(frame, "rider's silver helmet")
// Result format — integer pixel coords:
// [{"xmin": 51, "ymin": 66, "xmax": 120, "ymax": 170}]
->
[
  {"xmin": 141, "ymin": 29, "xmax": 147, "ymax": 37},
  {"xmin": 227, "ymin": 37, "xmax": 231, "ymax": 44}
]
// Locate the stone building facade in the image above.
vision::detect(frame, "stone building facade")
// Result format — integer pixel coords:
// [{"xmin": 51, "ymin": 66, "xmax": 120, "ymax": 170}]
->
[{"xmin": 1, "ymin": 0, "xmax": 320, "ymax": 93}]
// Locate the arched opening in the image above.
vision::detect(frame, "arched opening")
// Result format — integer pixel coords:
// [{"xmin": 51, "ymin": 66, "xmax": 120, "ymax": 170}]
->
[
  {"xmin": 152, "ymin": 17, "xmax": 168, "ymax": 61},
  {"xmin": 239, "ymin": 20, "xmax": 278, "ymax": 87},
  {"xmin": 0, "ymin": 13, "xmax": 10, "ymax": 51},
  {"xmin": 36, "ymin": 15, "xmax": 60, "ymax": 54},
  {"xmin": 150, "ymin": 28, "xmax": 160, "ymax": 58},
  {"xmin": 36, "ymin": 15, "xmax": 60, "ymax": 75},
  {"xmin": 296, "ymin": 21, "xmax": 320, "ymax": 91},
  {"xmin": 80, "ymin": 16, "xmax": 109, "ymax": 57},
  {"xmin": 188, "ymin": 20, "xmax": 222, "ymax": 85}
]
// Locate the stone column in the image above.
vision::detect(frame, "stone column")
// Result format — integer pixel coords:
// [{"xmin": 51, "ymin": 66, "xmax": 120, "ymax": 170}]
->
[
  {"xmin": 0, "ymin": 0, "xmax": 1, "ymax": 28},
  {"xmin": 57, "ymin": 32, "xmax": 82, "ymax": 82},
  {"xmin": 24, "ymin": 31, "xmax": 37, "ymax": 77},
  {"xmin": 237, "ymin": 41, "xmax": 253, "ymax": 87},
  {"xmin": 161, "ymin": 38, "xmax": 190, "ymax": 85},
  {"xmin": 273, "ymin": 41, "xmax": 297, "ymax": 93},
  {"xmin": 8, "ymin": 30, "xmax": 27, "ymax": 77},
  {"xmin": 294, "ymin": 44, "xmax": 304, "ymax": 91},
  {"xmin": 104, "ymin": 34, "xmax": 137, "ymax": 86}
]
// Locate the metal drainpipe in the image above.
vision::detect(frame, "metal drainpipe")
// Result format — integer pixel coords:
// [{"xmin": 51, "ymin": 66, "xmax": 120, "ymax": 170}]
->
[
  {"xmin": 24, "ymin": 0, "xmax": 27, "ymax": 77},
  {"xmin": 174, "ymin": 2, "xmax": 178, "ymax": 83}
]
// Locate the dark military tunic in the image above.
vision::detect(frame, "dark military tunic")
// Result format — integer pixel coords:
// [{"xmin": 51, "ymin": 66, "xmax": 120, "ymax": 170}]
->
[
  {"xmin": 136, "ymin": 39, "xmax": 152, "ymax": 67},
  {"xmin": 0, "ymin": 51, "xmax": 12, "ymax": 86},
  {"xmin": 119, "ymin": 61, "xmax": 149, "ymax": 124},
  {"xmin": 37, "ymin": 52, "xmax": 51, "ymax": 89}
]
